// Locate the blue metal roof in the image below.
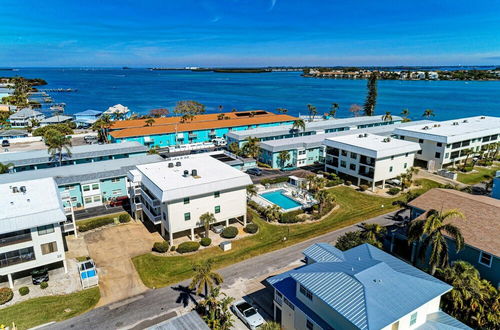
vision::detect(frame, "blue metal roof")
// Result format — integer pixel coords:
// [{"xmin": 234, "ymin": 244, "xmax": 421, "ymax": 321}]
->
[
  {"xmin": 267, "ymin": 243, "xmax": 454, "ymax": 330},
  {"xmin": 416, "ymin": 311, "xmax": 472, "ymax": 330},
  {"xmin": 303, "ymin": 243, "xmax": 345, "ymax": 263},
  {"xmin": 74, "ymin": 109, "xmax": 103, "ymax": 116}
]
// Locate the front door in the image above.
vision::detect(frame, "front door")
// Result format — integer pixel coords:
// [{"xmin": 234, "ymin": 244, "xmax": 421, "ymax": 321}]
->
[{"xmin": 275, "ymin": 305, "xmax": 282, "ymax": 324}]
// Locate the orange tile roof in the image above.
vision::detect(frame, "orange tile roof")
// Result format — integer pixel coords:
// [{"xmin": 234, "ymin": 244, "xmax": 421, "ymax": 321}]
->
[
  {"xmin": 409, "ymin": 188, "xmax": 500, "ymax": 256},
  {"xmin": 109, "ymin": 114, "xmax": 297, "ymax": 139},
  {"xmin": 110, "ymin": 110, "xmax": 277, "ymax": 130}
]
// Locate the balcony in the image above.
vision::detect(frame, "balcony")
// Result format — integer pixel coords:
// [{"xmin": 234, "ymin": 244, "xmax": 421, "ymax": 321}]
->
[
  {"xmin": 0, "ymin": 231, "xmax": 32, "ymax": 247},
  {"xmin": 61, "ymin": 221, "xmax": 75, "ymax": 233},
  {"xmin": 326, "ymin": 157, "xmax": 339, "ymax": 167},
  {"xmin": 141, "ymin": 189, "xmax": 161, "ymax": 207},
  {"xmin": 0, "ymin": 247, "xmax": 36, "ymax": 269},
  {"xmin": 358, "ymin": 166, "xmax": 374, "ymax": 179},
  {"xmin": 143, "ymin": 206, "xmax": 162, "ymax": 224},
  {"xmin": 360, "ymin": 156, "xmax": 375, "ymax": 166}
]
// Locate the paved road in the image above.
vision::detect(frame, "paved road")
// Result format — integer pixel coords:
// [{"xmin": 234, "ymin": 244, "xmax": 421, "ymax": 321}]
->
[{"xmin": 48, "ymin": 210, "xmax": 401, "ymax": 330}]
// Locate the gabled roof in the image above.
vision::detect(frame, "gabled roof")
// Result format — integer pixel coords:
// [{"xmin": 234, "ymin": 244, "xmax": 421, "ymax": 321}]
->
[
  {"xmin": 303, "ymin": 243, "xmax": 345, "ymax": 263},
  {"xmin": 9, "ymin": 108, "xmax": 43, "ymax": 119},
  {"xmin": 268, "ymin": 243, "xmax": 453, "ymax": 330},
  {"xmin": 408, "ymin": 188, "xmax": 500, "ymax": 256},
  {"xmin": 40, "ymin": 115, "xmax": 73, "ymax": 123},
  {"xmin": 74, "ymin": 109, "xmax": 103, "ymax": 116},
  {"xmin": 416, "ymin": 311, "xmax": 472, "ymax": 330}
]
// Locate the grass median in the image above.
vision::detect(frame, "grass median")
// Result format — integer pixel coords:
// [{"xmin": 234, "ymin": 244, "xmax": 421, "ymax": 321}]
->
[
  {"xmin": 133, "ymin": 179, "xmax": 440, "ymax": 288},
  {"xmin": 456, "ymin": 164, "xmax": 500, "ymax": 185},
  {"xmin": 0, "ymin": 287, "xmax": 100, "ymax": 330}
]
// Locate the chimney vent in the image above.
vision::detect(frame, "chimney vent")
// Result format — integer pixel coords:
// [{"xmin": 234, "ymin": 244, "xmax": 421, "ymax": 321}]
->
[
  {"xmin": 20, "ymin": 186, "xmax": 26, "ymax": 194},
  {"xmin": 176, "ymin": 161, "xmax": 181, "ymax": 167},
  {"xmin": 191, "ymin": 169, "xmax": 198, "ymax": 177},
  {"xmin": 168, "ymin": 162, "xmax": 174, "ymax": 168}
]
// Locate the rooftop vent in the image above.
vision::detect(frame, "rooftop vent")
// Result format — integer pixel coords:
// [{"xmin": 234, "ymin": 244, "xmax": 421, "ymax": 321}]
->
[
  {"xmin": 183, "ymin": 170, "xmax": 189, "ymax": 177},
  {"xmin": 168, "ymin": 163, "xmax": 174, "ymax": 168},
  {"xmin": 452, "ymin": 122, "xmax": 459, "ymax": 125},
  {"xmin": 20, "ymin": 186, "xmax": 26, "ymax": 194},
  {"xmin": 191, "ymin": 169, "xmax": 198, "ymax": 177},
  {"xmin": 463, "ymin": 119, "xmax": 468, "ymax": 123},
  {"xmin": 364, "ymin": 133, "xmax": 368, "ymax": 137},
  {"xmin": 382, "ymin": 137, "xmax": 391, "ymax": 143},
  {"xmin": 480, "ymin": 116, "xmax": 485, "ymax": 119},
  {"xmin": 175, "ymin": 161, "xmax": 181, "ymax": 167},
  {"xmin": 358, "ymin": 134, "xmax": 364, "ymax": 138},
  {"xmin": 12, "ymin": 186, "xmax": 19, "ymax": 193},
  {"xmin": 422, "ymin": 126, "xmax": 429, "ymax": 130}
]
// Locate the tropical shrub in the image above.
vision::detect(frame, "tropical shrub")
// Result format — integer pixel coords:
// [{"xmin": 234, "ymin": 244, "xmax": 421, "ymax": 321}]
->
[
  {"xmin": 221, "ymin": 226, "xmax": 238, "ymax": 239},
  {"xmin": 170, "ymin": 245, "xmax": 176, "ymax": 252},
  {"xmin": 260, "ymin": 176, "xmax": 289, "ymax": 185},
  {"xmin": 359, "ymin": 184, "xmax": 369, "ymax": 191},
  {"xmin": 244, "ymin": 223, "xmax": 259, "ymax": 234},
  {"xmin": 345, "ymin": 180, "xmax": 352, "ymax": 186},
  {"xmin": 19, "ymin": 286, "xmax": 30, "ymax": 296},
  {"xmin": 177, "ymin": 241, "xmax": 200, "ymax": 254},
  {"xmin": 40, "ymin": 282, "xmax": 48, "ymax": 289},
  {"xmin": 246, "ymin": 209, "xmax": 254, "ymax": 223},
  {"xmin": 0, "ymin": 288, "xmax": 13, "ymax": 304},
  {"xmin": 200, "ymin": 237, "xmax": 212, "ymax": 247},
  {"xmin": 33, "ymin": 123, "xmax": 73, "ymax": 137},
  {"xmin": 387, "ymin": 187, "xmax": 400, "ymax": 195},
  {"xmin": 279, "ymin": 210, "xmax": 305, "ymax": 223},
  {"xmin": 153, "ymin": 241, "xmax": 169, "ymax": 253},
  {"xmin": 77, "ymin": 217, "xmax": 114, "ymax": 232},
  {"xmin": 118, "ymin": 214, "xmax": 131, "ymax": 223},
  {"xmin": 335, "ymin": 231, "xmax": 381, "ymax": 251}
]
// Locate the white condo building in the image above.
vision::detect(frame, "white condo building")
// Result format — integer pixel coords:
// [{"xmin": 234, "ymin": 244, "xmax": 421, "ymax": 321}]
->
[
  {"xmin": 324, "ymin": 133, "xmax": 420, "ymax": 190},
  {"xmin": 129, "ymin": 155, "xmax": 252, "ymax": 244},
  {"xmin": 393, "ymin": 116, "xmax": 500, "ymax": 170},
  {"xmin": 0, "ymin": 178, "xmax": 67, "ymax": 288}
]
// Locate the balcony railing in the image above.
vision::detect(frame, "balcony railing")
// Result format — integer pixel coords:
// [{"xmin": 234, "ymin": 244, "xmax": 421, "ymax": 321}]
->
[
  {"xmin": 141, "ymin": 190, "xmax": 161, "ymax": 207},
  {"xmin": 0, "ymin": 232, "xmax": 32, "ymax": 247},
  {"xmin": 360, "ymin": 156, "xmax": 375, "ymax": 166},
  {"xmin": 61, "ymin": 221, "xmax": 75, "ymax": 233},
  {"xmin": 143, "ymin": 206, "xmax": 162, "ymax": 224},
  {"xmin": 0, "ymin": 249, "xmax": 35, "ymax": 268}
]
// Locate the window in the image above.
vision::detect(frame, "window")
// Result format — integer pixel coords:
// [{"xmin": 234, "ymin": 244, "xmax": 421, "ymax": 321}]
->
[
  {"xmin": 417, "ymin": 150, "xmax": 422, "ymax": 155},
  {"xmin": 299, "ymin": 284, "xmax": 313, "ymax": 300},
  {"xmin": 445, "ymin": 153, "xmax": 449, "ymax": 158},
  {"xmin": 0, "ymin": 247, "xmax": 35, "ymax": 268},
  {"xmin": 389, "ymin": 166, "xmax": 393, "ymax": 172},
  {"xmin": 111, "ymin": 178, "xmax": 120, "ymax": 183},
  {"xmin": 214, "ymin": 191, "xmax": 220, "ymax": 198},
  {"xmin": 340, "ymin": 160, "xmax": 346, "ymax": 168},
  {"xmin": 479, "ymin": 251, "xmax": 492, "ymax": 267},
  {"xmin": 435, "ymin": 152, "xmax": 441, "ymax": 158},
  {"xmin": 37, "ymin": 224, "xmax": 54, "ymax": 235},
  {"xmin": 341, "ymin": 150, "xmax": 348, "ymax": 156},
  {"xmin": 184, "ymin": 197, "xmax": 190, "ymax": 204},
  {"xmin": 84, "ymin": 197, "xmax": 92, "ymax": 204},
  {"xmin": 452, "ymin": 142, "xmax": 461, "ymax": 149},
  {"xmin": 450, "ymin": 151, "xmax": 460, "ymax": 159},
  {"xmin": 349, "ymin": 163, "xmax": 356, "ymax": 171},
  {"xmin": 93, "ymin": 196, "xmax": 101, "ymax": 202},
  {"xmin": 64, "ymin": 185, "xmax": 74, "ymax": 191},
  {"xmin": 41, "ymin": 241, "xmax": 58, "ymax": 255},
  {"xmin": 112, "ymin": 189, "xmax": 122, "ymax": 195},
  {"xmin": 410, "ymin": 312, "xmax": 418, "ymax": 326},
  {"xmin": 70, "ymin": 197, "xmax": 77, "ymax": 202},
  {"xmin": 419, "ymin": 139, "xmax": 424, "ymax": 143},
  {"xmin": 283, "ymin": 297, "xmax": 294, "ymax": 310},
  {"xmin": 83, "ymin": 185, "xmax": 90, "ymax": 192},
  {"xmin": 350, "ymin": 152, "xmax": 357, "ymax": 159},
  {"xmin": 184, "ymin": 212, "xmax": 191, "ymax": 221},
  {"xmin": 306, "ymin": 320, "xmax": 314, "ymax": 330},
  {"xmin": 437, "ymin": 142, "xmax": 442, "ymax": 147},
  {"xmin": 92, "ymin": 183, "xmax": 99, "ymax": 190},
  {"xmin": 215, "ymin": 206, "xmax": 220, "ymax": 213},
  {"xmin": 404, "ymin": 163, "xmax": 407, "ymax": 169}
]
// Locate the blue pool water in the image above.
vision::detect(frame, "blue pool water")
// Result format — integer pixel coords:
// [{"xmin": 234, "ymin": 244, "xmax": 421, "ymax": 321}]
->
[
  {"xmin": 81, "ymin": 269, "xmax": 96, "ymax": 279},
  {"xmin": 260, "ymin": 190, "xmax": 301, "ymax": 210}
]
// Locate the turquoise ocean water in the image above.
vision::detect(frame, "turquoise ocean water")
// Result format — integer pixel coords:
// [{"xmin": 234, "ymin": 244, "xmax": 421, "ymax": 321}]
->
[{"xmin": 2, "ymin": 68, "xmax": 499, "ymax": 120}]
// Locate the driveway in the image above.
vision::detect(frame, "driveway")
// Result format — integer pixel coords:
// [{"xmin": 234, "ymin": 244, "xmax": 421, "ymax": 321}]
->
[{"xmin": 84, "ymin": 222, "xmax": 163, "ymax": 307}]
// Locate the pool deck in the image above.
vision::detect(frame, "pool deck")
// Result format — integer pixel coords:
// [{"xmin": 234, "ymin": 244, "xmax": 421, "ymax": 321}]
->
[{"xmin": 252, "ymin": 184, "xmax": 316, "ymax": 212}]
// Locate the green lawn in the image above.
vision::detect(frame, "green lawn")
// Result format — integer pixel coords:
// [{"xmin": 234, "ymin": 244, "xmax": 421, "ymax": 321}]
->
[
  {"xmin": 133, "ymin": 179, "xmax": 440, "ymax": 288},
  {"xmin": 456, "ymin": 164, "xmax": 500, "ymax": 185},
  {"xmin": 0, "ymin": 288, "xmax": 100, "ymax": 330}
]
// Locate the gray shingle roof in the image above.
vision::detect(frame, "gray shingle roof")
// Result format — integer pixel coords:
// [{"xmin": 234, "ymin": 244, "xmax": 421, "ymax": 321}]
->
[
  {"xmin": 9, "ymin": 108, "xmax": 43, "ymax": 119},
  {"xmin": 147, "ymin": 311, "xmax": 209, "ymax": 330}
]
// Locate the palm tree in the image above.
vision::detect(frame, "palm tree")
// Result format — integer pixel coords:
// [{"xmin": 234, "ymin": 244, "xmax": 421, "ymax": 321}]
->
[
  {"xmin": 228, "ymin": 142, "xmax": 241, "ymax": 155},
  {"xmin": 92, "ymin": 114, "xmax": 113, "ymax": 143},
  {"xmin": 144, "ymin": 118, "xmax": 156, "ymax": 127},
  {"xmin": 200, "ymin": 212, "xmax": 216, "ymax": 238},
  {"xmin": 0, "ymin": 162, "xmax": 14, "ymax": 174},
  {"xmin": 246, "ymin": 184, "xmax": 258, "ymax": 198},
  {"xmin": 189, "ymin": 259, "xmax": 223, "ymax": 297},
  {"xmin": 422, "ymin": 109, "xmax": 435, "ymax": 119},
  {"xmin": 278, "ymin": 150, "xmax": 291, "ymax": 168},
  {"xmin": 408, "ymin": 209, "xmax": 466, "ymax": 275},
  {"xmin": 400, "ymin": 167, "xmax": 419, "ymax": 191},
  {"xmin": 306, "ymin": 175, "xmax": 327, "ymax": 193},
  {"xmin": 401, "ymin": 108, "xmax": 410, "ymax": 121},
  {"xmin": 315, "ymin": 190, "xmax": 334, "ymax": 214},
  {"xmin": 198, "ymin": 286, "xmax": 235, "ymax": 330},
  {"xmin": 46, "ymin": 132, "xmax": 72, "ymax": 165},
  {"xmin": 291, "ymin": 119, "xmax": 306, "ymax": 133},
  {"xmin": 461, "ymin": 148, "xmax": 474, "ymax": 170},
  {"xmin": 264, "ymin": 205, "xmax": 281, "ymax": 222},
  {"xmin": 363, "ymin": 72, "xmax": 378, "ymax": 116},
  {"xmin": 329, "ymin": 103, "xmax": 339, "ymax": 118},
  {"xmin": 361, "ymin": 223, "xmax": 387, "ymax": 242},
  {"xmin": 260, "ymin": 322, "xmax": 282, "ymax": 330},
  {"xmin": 382, "ymin": 111, "xmax": 392, "ymax": 122},
  {"xmin": 307, "ymin": 104, "xmax": 317, "ymax": 122},
  {"xmin": 242, "ymin": 137, "xmax": 260, "ymax": 158}
]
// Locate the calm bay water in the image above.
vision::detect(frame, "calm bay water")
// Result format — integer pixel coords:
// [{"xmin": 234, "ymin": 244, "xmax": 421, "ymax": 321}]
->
[{"xmin": 2, "ymin": 68, "xmax": 499, "ymax": 120}]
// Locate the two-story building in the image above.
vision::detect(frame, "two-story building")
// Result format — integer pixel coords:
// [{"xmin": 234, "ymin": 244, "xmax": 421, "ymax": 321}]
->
[
  {"xmin": 0, "ymin": 178, "xmax": 67, "ymax": 288},
  {"xmin": 8, "ymin": 108, "xmax": 45, "ymax": 127},
  {"xmin": 403, "ymin": 188, "xmax": 500, "ymax": 287},
  {"xmin": 393, "ymin": 116, "xmax": 500, "ymax": 170},
  {"xmin": 267, "ymin": 243, "xmax": 470, "ymax": 330},
  {"xmin": 323, "ymin": 133, "xmax": 420, "ymax": 190},
  {"xmin": 130, "ymin": 155, "xmax": 252, "ymax": 244},
  {"xmin": 73, "ymin": 109, "xmax": 103, "ymax": 128}
]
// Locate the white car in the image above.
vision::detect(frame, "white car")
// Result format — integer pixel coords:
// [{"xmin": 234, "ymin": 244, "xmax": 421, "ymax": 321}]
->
[{"xmin": 232, "ymin": 300, "xmax": 265, "ymax": 329}]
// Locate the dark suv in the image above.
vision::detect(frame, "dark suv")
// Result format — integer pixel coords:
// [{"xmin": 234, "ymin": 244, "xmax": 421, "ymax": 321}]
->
[
  {"xmin": 246, "ymin": 168, "xmax": 262, "ymax": 176},
  {"xmin": 1, "ymin": 140, "xmax": 10, "ymax": 147},
  {"xmin": 31, "ymin": 267, "xmax": 49, "ymax": 285}
]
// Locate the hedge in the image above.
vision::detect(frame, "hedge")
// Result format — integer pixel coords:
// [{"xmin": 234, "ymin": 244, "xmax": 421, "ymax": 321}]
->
[
  {"xmin": 153, "ymin": 241, "xmax": 169, "ymax": 253},
  {"xmin": 387, "ymin": 187, "xmax": 401, "ymax": 195},
  {"xmin": 260, "ymin": 176, "xmax": 289, "ymax": 185},
  {"xmin": 244, "ymin": 223, "xmax": 258, "ymax": 234},
  {"xmin": 19, "ymin": 286, "xmax": 30, "ymax": 296},
  {"xmin": 221, "ymin": 226, "xmax": 238, "ymax": 239},
  {"xmin": 33, "ymin": 123, "xmax": 74, "ymax": 137},
  {"xmin": 77, "ymin": 217, "xmax": 114, "ymax": 232},
  {"xmin": 40, "ymin": 282, "xmax": 48, "ymax": 289},
  {"xmin": 118, "ymin": 214, "xmax": 131, "ymax": 223},
  {"xmin": 279, "ymin": 210, "xmax": 305, "ymax": 223},
  {"xmin": 359, "ymin": 184, "xmax": 369, "ymax": 191},
  {"xmin": 0, "ymin": 287, "xmax": 13, "ymax": 304},
  {"xmin": 200, "ymin": 237, "xmax": 212, "ymax": 247},
  {"xmin": 177, "ymin": 241, "xmax": 200, "ymax": 254}
]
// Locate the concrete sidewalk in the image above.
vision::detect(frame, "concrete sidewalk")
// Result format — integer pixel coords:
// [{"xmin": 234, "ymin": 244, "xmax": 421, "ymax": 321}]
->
[{"xmin": 48, "ymin": 210, "xmax": 401, "ymax": 330}]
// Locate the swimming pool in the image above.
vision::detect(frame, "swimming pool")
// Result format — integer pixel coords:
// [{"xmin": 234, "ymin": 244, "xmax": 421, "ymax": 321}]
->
[
  {"xmin": 260, "ymin": 189, "xmax": 302, "ymax": 210},
  {"xmin": 80, "ymin": 269, "xmax": 97, "ymax": 279}
]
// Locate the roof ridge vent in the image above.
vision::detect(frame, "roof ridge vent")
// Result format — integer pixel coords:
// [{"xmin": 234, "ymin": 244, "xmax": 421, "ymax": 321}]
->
[{"xmin": 452, "ymin": 122, "xmax": 459, "ymax": 125}]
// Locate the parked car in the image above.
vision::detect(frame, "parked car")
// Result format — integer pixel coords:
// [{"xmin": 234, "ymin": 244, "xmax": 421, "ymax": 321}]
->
[
  {"xmin": 386, "ymin": 178, "xmax": 402, "ymax": 186},
  {"xmin": 1, "ymin": 140, "xmax": 10, "ymax": 147},
  {"xmin": 232, "ymin": 300, "xmax": 265, "ymax": 329},
  {"xmin": 246, "ymin": 168, "xmax": 262, "ymax": 176},
  {"xmin": 212, "ymin": 224, "xmax": 225, "ymax": 234},
  {"xmin": 109, "ymin": 196, "xmax": 129, "ymax": 207},
  {"xmin": 31, "ymin": 267, "xmax": 49, "ymax": 285}
]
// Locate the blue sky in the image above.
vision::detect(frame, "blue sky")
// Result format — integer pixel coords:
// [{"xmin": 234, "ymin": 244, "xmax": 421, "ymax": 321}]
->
[{"xmin": 1, "ymin": 0, "xmax": 500, "ymax": 67}]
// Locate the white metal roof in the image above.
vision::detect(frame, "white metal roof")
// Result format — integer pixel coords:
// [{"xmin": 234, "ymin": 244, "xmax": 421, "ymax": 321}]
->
[
  {"xmin": 0, "ymin": 177, "xmax": 66, "ymax": 234},
  {"xmin": 393, "ymin": 116, "xmax": 500, "ymax": 144},
  {"xmin": 136, "ymin": 155, "xmax": 252, "ymax": 202},
  {"xmin": 324, "ymin": 133, "xmax": 421, "ymax": 159}
]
